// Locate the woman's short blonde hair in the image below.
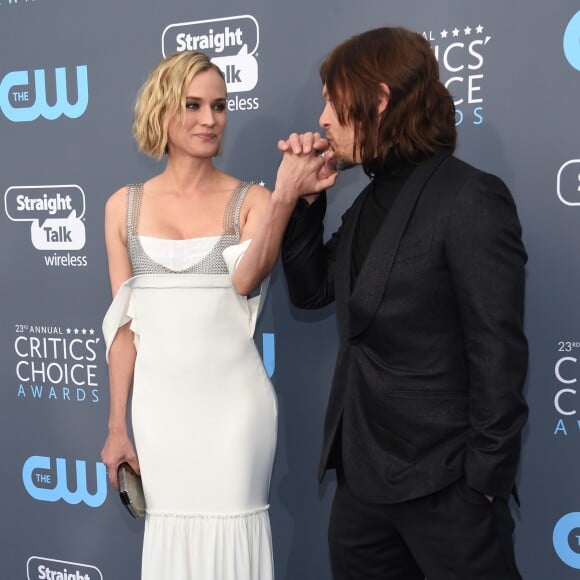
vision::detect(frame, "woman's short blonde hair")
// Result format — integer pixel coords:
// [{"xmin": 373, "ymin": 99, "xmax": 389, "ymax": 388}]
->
[{"xmin": 133, "ymin": 51, "xmax": 225, "ymax": 159}]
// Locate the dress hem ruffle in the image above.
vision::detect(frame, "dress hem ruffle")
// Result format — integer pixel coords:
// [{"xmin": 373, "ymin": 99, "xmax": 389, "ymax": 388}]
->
[{"xmin": 146, "ymin": 505, "xmax": 270, "ymax": 519}]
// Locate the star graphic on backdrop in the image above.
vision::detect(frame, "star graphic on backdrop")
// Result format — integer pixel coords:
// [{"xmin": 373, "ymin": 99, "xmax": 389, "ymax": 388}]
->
[
  {"xmin": 441, "ymin": 29, "xmax": 449, "ymax": 38},
  {"xmin": 464, "ymin": 26, "xmax": 472, "ymax": 35},
  {"xmin": 476, "ymin": 25, "xmax": 484, "ymax": 34},
  {"xmin": 66, "ymin": 328, "xmax": 72, "ymax": 334},
  {"xmin": 452, "ymin": 28, "xmax": 460, "ymax": 37}
]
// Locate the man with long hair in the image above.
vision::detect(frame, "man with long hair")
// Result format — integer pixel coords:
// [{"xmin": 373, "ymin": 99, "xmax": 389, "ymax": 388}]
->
[{"xmin": 280, "ymin": 27, "xmax": 528, "ymax": 579}]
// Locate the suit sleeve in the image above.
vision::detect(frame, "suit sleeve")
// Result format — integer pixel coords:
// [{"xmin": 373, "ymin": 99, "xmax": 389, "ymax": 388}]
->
[
  {"xmin": 445, "ymin": 172, "xmax": 528, "ymax": 499},
  {"xmin": 281, "ymin": 193, "xmax": 341, "ymax": 309}
]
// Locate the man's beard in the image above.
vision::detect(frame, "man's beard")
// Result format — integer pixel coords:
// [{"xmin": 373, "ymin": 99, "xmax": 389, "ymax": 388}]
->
[{"xmin": 333, "ymin": 155, "xmax": 356, "ymax": 171}]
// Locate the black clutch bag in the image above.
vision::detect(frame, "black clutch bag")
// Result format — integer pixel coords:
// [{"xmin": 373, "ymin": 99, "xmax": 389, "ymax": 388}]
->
[{"xmin": 118, "ymin": 462, "xmax": 146, "ymax": 518}]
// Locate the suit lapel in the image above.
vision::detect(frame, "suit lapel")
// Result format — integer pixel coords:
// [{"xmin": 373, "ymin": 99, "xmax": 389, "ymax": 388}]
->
[
  {"xmin": 348, "ymin": 149, "xmax": 451, "ymax": 338},
  {"xmin": 334, "ymin": 182, "xmax": 373, "ymax": 341}
]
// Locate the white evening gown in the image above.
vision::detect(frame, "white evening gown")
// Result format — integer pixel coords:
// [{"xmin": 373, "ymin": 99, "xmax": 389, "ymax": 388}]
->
[{"xmin": 102, "ymin": 182, "xmax": 277, "ymax": 579}]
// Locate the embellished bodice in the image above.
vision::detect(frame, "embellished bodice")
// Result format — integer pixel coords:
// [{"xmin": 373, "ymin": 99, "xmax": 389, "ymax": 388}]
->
[{"xmin": 126, "ymin": 181, "xmax": 252, "ymax": 276}]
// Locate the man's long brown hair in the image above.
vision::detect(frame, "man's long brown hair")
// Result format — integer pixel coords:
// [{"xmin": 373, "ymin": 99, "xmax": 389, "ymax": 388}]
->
[{"xmin": 320, "ymin": 27, "xmax": 456, "ymax": 174}]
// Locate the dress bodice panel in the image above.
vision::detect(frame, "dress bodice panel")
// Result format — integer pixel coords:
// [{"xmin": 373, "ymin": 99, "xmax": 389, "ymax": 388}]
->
[
  {"xmin": 126, "ymin": 181, "xmax": 252, "ymax": 276},
  {"xmin": 138, "ymin": 235, "xmax": 219, "ymax": 271}
]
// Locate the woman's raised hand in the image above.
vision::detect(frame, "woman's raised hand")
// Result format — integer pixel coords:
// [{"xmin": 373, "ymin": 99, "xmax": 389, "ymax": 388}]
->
[{"xmin": 274, "ymin": 132, "xmax": 338, "ymax": 202}]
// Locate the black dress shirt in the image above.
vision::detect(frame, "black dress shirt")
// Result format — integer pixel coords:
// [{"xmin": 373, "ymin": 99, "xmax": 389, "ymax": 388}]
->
[{"xmin": 351, "ymin": 157, "xmax": 415, "ymax": 285}]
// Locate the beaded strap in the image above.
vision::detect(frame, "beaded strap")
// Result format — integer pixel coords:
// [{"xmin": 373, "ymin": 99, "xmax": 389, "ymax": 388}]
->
[{"xmin": 126, "ymin": 181, "xmax": 252, "ymax": 276}]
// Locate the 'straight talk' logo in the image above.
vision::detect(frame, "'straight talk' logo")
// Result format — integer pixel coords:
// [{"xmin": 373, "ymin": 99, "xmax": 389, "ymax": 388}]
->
[
  {"xmin": 557, "ymin": 160, "xmax": 580, "ymax": 206},
  {"xmin": 5, "ymin": 185, "xmax": 86, "ymax": 250},
  {"xmin": 27, "ymin": 556, "xmax": 103, "ymax": 580},
  {"xmin": 162, "ymin": 15, "xmax": 260, "ymax": 108}
]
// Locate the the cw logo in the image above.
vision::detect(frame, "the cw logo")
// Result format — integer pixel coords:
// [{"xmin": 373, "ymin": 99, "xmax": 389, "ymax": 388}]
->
[
  {"xmin": 553, "ymin": 512, "xmax": 580, "ymax": 569},
  {"xmin": 22, "ymin": 455, "xmax": 107, "ymax": 508},
  {"xmin": 0, "ymin": 66, "xmax": 88, "ymax": 122},
  {"xmin": 564, "ymin": 11, "xmax": 580, "ymax": 71}
]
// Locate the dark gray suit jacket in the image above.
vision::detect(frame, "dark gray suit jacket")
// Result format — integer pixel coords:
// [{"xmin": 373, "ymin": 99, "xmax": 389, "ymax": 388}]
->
[{"xmin": 282, "ymin": 150, "xmax": 528, "ymax": 503}]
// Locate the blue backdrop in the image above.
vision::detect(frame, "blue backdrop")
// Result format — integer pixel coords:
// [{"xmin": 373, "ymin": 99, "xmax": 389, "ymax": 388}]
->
[{"xmin": 1, "ymin": 0, "xmax": 580, "ymax": 578}]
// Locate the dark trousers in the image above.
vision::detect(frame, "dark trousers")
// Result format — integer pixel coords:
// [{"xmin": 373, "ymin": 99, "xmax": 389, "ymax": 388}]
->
[{"xmin": 329, "ymin": 474, "xmax": 522, "ymax": 580}]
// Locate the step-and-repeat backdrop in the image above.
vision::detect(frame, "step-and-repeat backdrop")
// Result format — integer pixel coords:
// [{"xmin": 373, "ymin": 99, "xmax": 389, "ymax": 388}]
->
[{"xmin": 1, "ymin": 0, "xmax": 579, "ymax": 578}]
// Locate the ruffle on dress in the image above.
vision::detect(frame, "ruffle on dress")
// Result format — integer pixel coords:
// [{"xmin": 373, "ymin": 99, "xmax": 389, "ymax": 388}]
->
[
  {"xmin": 142, "ymin": 507, "xmax": 273, "ymax": 580},
  {"xmin": 102, "ymin": 240, "xmax": 268, "ymax": 361}
]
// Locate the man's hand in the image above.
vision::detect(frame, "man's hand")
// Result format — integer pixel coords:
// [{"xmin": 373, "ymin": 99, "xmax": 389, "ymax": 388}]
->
[{"xmin": 274, "ymin": 132, "xmax": 338, "ymax": 203}]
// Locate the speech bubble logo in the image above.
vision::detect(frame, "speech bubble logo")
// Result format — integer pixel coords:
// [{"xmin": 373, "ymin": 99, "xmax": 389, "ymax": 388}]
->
[
  {"xmin": 557, "ymin": 160, "xmax": 580, "ymax": 206},
  {"xmin": 162, "ymin": 15, "xmax": 259, "ymax": 57},
  {"xmin": 27, "ymin": 556, "xmax": 103, "ymax": 580},
  {"xmin": 4, "ymin": 184, "xmax": 87, "ymax": 251},
  {"xmin": 5, "ymin": 185, "xmax": 85, "ymax": 222},
  {"xmin": 213, "ymin": 45, "xmax": 259, "ymax": 93},
  {"xmin": 162, "ymin": 15, "xmax": 259, "ymax": 94},
  {"xmin": 30, "ymin": 210, "xmax": 86, "ymax": 250}
]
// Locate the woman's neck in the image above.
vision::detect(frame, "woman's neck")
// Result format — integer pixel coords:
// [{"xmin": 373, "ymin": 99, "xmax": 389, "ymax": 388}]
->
[{"xmin": 160, "ymin": 155, "xmax": 221, "ymax": 194}]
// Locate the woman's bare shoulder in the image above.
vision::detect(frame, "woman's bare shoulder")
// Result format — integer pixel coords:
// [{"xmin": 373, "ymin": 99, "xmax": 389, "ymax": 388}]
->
[
  {"xmin": 244, "ymin": 182, "xmax": 271, "ymax": 207},
  {"xmin": 104, "ymin": 186, "xmax": 131, "ymax": 236},
  {"xmin": 106, "ymin": 185, "xmax": 129, "ymax": 209}
]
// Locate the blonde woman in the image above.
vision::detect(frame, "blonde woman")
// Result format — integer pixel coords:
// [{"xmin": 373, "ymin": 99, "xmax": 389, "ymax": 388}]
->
[{"xmin": 100, "ymin": 51, "xmax": 336, "ymax": 579}]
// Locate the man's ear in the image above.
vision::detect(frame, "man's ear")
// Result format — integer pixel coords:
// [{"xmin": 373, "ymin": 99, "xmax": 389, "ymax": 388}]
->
[{"xmin": 377, "ymin": 82, "xmax": 390, "ymax": 115}]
